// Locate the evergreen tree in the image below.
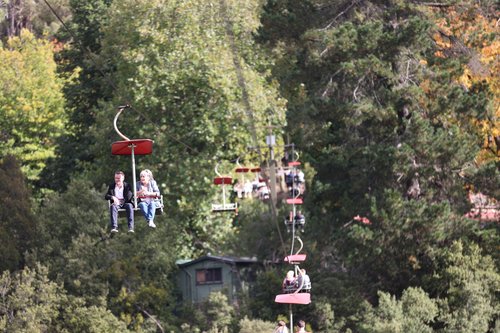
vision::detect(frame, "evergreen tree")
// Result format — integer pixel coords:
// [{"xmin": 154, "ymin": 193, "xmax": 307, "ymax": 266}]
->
[
  {"xmin": 0, "ymin": 264, "xmax": 129, "ymax": 332},
  {"xmin": 258, "ymin": 0, "xmax": 498, "ymax": 327},
  {"xmin": 39, "ymin": 0, "xmax": 114, "ymax": 191},
  {"xmin": 0, "ymin": 155, "xmax": 36, "ymax": 272}
]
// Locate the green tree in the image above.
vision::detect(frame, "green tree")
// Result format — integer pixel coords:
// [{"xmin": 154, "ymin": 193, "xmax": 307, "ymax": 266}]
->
[
  {"xmin": 39, "ymin": 0, "xmax": 114, "ymax": 191},
  {"xmin": 0, "ymin": 29, "xmax": 67, "ymax": 182},
  {"xmin": 247, "ymin": 269, "xmax": 284, "ymax": 321},
  {"xmin": 0, "ymin": 155, "xmax": 36, "ymax": 272},
  {"xmin": 178, "ymin": 291, "xmax": 235, "ymax": 333},
  {"xmin": 0, "ymin": 264, "xmax": 129, "ymax": 332},
  {"xmin": 32, "ymin": 178, "xmax": 178, "ymax": 329},
  {"xmin": 433, "ymin": 241, "xmax": 499, "ymax": 333},
  {"xmin": 0, "ymin": 0, "xmax": 71, "ymax": 38},
  {"xmin": 238, "ymin": 316, "xmax": 275, "ymax": 333},
  {"xmin": 359, "ymin": 287, "xmax": 438, "ymax": 333}
]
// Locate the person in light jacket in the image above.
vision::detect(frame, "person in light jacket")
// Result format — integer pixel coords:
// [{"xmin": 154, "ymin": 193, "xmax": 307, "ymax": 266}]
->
[{"xmin": 136, "ymin": 169, "xmax": 160, "ymax": 228}]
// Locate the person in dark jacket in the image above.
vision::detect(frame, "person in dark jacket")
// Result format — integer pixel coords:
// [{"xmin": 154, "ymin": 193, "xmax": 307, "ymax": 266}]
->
[{"xmin": 105, "ymin": 170, "xmax": 134, "ymax": 233}]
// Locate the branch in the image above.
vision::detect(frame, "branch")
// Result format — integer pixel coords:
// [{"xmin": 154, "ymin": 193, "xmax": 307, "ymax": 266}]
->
[
  {"xmin": 353, "ymin": 76, "xmax": 365, "ymax": 102},
  {"xmin": 139, "ymin": 307, "xmax": 164, "ymax": 333},
  {"xmin": 413, "ymin": 1, "xmax": 453, "ymax": 7},
  {"xmin": 322, "ymin": 0, "xmax": 360, "ymax": 30}
]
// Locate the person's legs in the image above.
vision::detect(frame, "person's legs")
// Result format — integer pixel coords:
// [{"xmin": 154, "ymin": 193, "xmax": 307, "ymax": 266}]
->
[
  {"xmin": 148, "ymin": 202, "xmax": 156, "ymax": 221},
  {"xmin": 123, "ymin": 203, "xmax": 134, "ymax": 230},
  {"xmin": 110, "ymin": 204, "xmax": 119, "ymax": 230},
  {"xmin": 138, "ymin": 202, "xmax": 148, "ymax": 222},
  {"xmin": 145, "ymin": 202, "xmax": 157, "ymax": 228}
]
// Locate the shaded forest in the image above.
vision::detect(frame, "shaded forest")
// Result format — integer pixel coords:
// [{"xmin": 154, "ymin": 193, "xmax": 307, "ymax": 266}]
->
[{"xmin": 0, "ymin": 0, "xmax": 498, "ymax": 332}]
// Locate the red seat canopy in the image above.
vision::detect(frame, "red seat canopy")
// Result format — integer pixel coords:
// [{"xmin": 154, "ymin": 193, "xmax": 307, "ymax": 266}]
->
[
  {"xmin": 284, "ymin": 254, "xmax": 307, "ymax": 263},
  {"xmin": 112, "ymin": 139, "xmax": 153, "ymax": 155},
  {"xmin": 275, "ymin": 293, "xmax": 311, "ymax": 305},
  {"xmin": 214, "ymin": 177, "xmax": 233, "ymax": 185},
  {"xmin": 287, "ymin": 198, "xmax": 303, "ymax": 205}
]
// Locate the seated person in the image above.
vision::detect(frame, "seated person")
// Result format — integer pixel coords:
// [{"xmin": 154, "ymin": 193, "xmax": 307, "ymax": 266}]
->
[
  {"xmin": 296, "ymin": 269, "xmax": 311, "ymax": 292},
  {"xmin": 243, "ymin": 180, "xmax": 253, "ymax": 198},
  {"xmin": 285, "ymin": 171, "xmax": 294, "ymax": 189},
  {"xmin": 259, "ymin": 184, "xmax": 270, "ymax": 200},
  {"xmin": 296, "ymin": 320, "xmax": 310, "ymax": 333},
  {"xmin": 136, "ymin": 169, "xmax": 160, "ymax": 228},
  {"xmin": 105, "ymin": 170, "xmax": 134, "ymax": 233},
  {"xmin": 297, "ymin": 170, "xmax": 305, "ymax": 183},
  {"xmin": 282, "ymin": 270, "xmax": 297, "ymax": 293},
  {"xmin": 289, "ymin": 185, "xmax": 301, "ymax": 198},
  {"xmin": 233, "ymin": 180, "xmax": 244, "ymax": 198},
  {"xmin": 294, "ymin": 211, "xmax": 306, "ymax": 231}
]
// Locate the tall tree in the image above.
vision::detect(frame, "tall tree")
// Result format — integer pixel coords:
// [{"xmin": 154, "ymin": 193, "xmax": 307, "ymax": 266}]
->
[
  {"xmin": 0, "ymin": 0, "xmax": 71, "ymax": 38},
  {"xmin": 0, "ymin": 155, "xmax": 36, "ymax": 272},
  {"xmin": 0, "ymin": 29, "xmax": 67, "ymax": 182},
  {"xmin": 0, "ymin": 264, "xmax": 130, "ymax": 332},
  {"xmin": 39, "ymin": 0, "xmax": 114, "ymax": 191}
]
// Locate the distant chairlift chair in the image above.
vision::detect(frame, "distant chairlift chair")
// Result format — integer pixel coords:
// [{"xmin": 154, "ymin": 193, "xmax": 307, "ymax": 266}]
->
[{"xmin": 212, "ymin": 163, "xmax": 238, "ymax": 213}]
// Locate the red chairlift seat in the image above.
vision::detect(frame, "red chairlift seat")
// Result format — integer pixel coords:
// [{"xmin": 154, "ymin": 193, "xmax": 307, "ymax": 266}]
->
[
  {"xmin": 288, "ymin": 161, "xmax": 301, "ymax": 167},
  {"xmin": 111, "ymin": 139, "xmax": 154, "ymax": 155},
  {"xmin": 287, "ymin": 198, "xmax": 303, "ymax": 205},
  {"xmin": 284, "ymin": 254, "xmax": 307, "ymax": 264},
  {"xmin": 235, "ymin": 167, "xmax": 250, "ymax": 173},
  {"xmin": 275, "ymin": 292, "xmax": 311, "ymax": 305},
  {"xmin": 251, "ymin": 167, "xmax": 261, "ymax": 173}
]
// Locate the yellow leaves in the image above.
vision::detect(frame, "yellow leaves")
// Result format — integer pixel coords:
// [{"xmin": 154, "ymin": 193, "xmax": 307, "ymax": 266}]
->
[
  {"xmin": 408, "ymin": 255, "xmax": 421, "ymax": 270},
  {"xmin": 0, "ymin": 30, "xmax": 67, "ymax": 181},
  {"xmin": 458, "ymin": 67, "xmax": 473, "ymax": 88},
  {"xmin": 422, "ymin": 5, "xmax": 500, "ymax": 163}
]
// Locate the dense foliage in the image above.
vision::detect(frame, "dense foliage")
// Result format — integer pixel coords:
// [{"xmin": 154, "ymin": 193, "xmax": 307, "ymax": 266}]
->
[{"xmin": 0, "ymin": 0, "xmax": 498, "ymax": 332}]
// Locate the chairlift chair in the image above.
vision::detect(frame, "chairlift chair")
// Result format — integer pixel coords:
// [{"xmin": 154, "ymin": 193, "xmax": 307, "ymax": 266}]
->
[
  {"xmin": 110, "ymin": 106, "xmax": 164, "ymax": 218},
  {"xmin": 212, "ymin": 164, "xmax": 238, "ymax": 213},
  {"xmin": 235, "ymin": 158, "xmax": 250, "ymax": 174}
]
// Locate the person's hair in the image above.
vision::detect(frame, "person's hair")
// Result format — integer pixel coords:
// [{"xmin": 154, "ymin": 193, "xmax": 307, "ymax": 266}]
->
[
  {"xmin": 298, "ymin": 320, "xmax": 305, "ymax": 328},
  {"xmin": 141, "ymin": 169, "xmax": 154, "ymax": 180},
  {"xmin": 278, "ymin": 320, "xmax": 286, "ymax": 326},
  {"xmin": 115, "ymin": 170, "xmax": 125, "ymax": 177}
]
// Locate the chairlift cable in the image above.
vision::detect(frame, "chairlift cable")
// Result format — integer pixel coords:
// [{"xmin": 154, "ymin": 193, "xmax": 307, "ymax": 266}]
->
[
  {"xmin": 41, "ymin": 0, "xmax": 121, "ymax": 95},
  {"xmin": 219, "ymin": 0, "xmax": 261, "ymax": 155}
]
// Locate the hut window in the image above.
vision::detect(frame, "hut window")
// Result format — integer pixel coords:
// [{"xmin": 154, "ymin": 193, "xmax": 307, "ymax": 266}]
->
[{"xmin": 196, "ymin": 268, "xmax": 222, "ymax": 285}]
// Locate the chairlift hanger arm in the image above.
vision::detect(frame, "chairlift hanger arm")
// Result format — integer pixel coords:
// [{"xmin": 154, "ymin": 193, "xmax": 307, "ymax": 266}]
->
[{"xmin": 114, "ymin": 105, "xmax": 131, "ymax": 141}]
